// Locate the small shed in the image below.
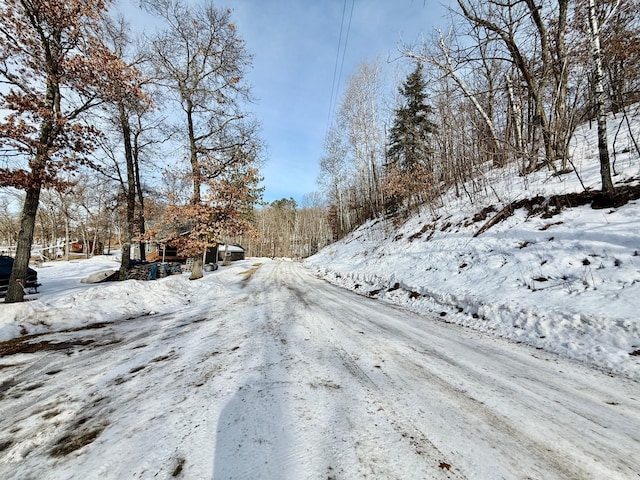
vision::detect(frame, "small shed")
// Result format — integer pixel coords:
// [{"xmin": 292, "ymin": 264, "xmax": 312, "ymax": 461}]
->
[
  {"xmin": 70, "ymin": 240, "xmax": 103, "ymax": 255},
  {"xmin": 218, "ymin": 244, "xmax": 245, "ymax": 262}
]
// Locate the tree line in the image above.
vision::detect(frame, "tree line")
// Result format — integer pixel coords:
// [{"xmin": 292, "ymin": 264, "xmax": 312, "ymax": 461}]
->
[
  {"xmin": 231, "ymin": 195, "xmax": 333, "ymax": 259},
  {"xmin": 0, "ymin": 0, "xmax": 263, "ymax": 302},
  {"xmin": 319, "ymin": 0, "xmax": 640, "ymax": 240}
]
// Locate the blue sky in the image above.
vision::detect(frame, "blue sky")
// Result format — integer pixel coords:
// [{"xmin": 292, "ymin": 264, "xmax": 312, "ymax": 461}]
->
[
  {"xmin": 118, "ymin": 0, "xmax": 452, "ymax": 205},
  {"xmin": 229, "ymin": 0, "xmax": 452, "ymax": 204}
]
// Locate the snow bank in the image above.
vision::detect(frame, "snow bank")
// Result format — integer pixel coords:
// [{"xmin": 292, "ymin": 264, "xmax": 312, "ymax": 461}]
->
[
  {"xmin": 0, "ymin": 257, "xmax": 266, "ymax": 342},
  {"xmin": 306, "ymin": 112, "xmax": 640, "ymax": 380}
]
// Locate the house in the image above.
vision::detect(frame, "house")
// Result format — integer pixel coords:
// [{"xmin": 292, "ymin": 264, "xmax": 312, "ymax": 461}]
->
[
  {"xmin": 218, "ymin": 244, "xmax": 245, "ymax": 262},
  {"xmin": 70, "ymin": 240, "xmax": 103, "ymax": 255},
  {"xmin": 132, "ymin": 240, "xmax": 226, "ymax": 264},
  {"xmin": 142, "ymin": 242, "xmax": 187, "ymax": 263},
  {"xmin": 131, "ymin": 240, "xmax": 186, "ymax": 263}
]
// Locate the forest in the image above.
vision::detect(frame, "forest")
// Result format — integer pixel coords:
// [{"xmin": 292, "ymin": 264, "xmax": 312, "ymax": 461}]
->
[
  {"xmin": 319, "ymin": 0, "xmax": 640, "ymax": 238},
  {"xmin": 0, "ymin": 0, "xmax": 265, "ymax": 302},
  {"xmin": 1, "ymin": 0, "xmax": 639, "ymax": 303}
]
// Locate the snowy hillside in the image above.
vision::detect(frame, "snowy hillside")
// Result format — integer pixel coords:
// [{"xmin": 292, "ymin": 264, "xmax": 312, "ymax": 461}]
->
[{"xmin": 306, "ymin": 112, "xmax": 640, "ymax": 380}]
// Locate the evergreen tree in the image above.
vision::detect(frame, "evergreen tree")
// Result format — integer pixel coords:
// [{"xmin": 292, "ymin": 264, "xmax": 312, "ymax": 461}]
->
[
  {"xmin": 385, "ymin": 62, "xmax": 435, "ymax": 211},
  {"xmin": 387, "ymin": 62, "xmax": 435, "ymax": 171}
]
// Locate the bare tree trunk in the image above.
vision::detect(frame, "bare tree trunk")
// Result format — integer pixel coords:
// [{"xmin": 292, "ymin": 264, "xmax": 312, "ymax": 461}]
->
[
  {"xmin": 426, "ymin": 33, "xmax": 500, "ymax": 165},
  {"xmin": 588, "ymin": 0, "xmax": 615, "ymax": 198},
  {"xmin": 91, "ymin": 228, "xmax": 99, "ymax": 256},
  {"xmin": 186, "ymin": 101, "xmax": 201, "ymax": 205},
  {"xmin": 506, "ymin": 74, "xmax": 524, "ymax": 167},
  {"xmin": 553, "ymin": 0, "xmax": 571, "ymax": 169},
  {"xmin": 134, "ymin": 141, "xmax": 146, "ymax": 262},
  {"xmin": 119, "ymin": 101, "xmax": 136, "ymax": 280},
  {"xmin": 64, "ymin": 217, "xmax": 70, "ymax": 262},
  {"xmin": 5, "ymin": 184, "xmax": 41, "ymax": 302},
  {"xmin": 189, "ymin": 254, "xmax": 204, "ymax": 280}
]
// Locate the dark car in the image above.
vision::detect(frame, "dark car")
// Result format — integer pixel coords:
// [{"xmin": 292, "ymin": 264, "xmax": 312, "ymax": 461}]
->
[{"xmin": 0, "ymin": 255, "xmax": 40, "ymax": 295}]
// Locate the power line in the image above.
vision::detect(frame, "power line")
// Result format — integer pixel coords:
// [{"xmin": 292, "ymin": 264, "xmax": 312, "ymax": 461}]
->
[
  {"xmin": 336, "ymin": 0, "xmax": 355, "ymax": 109},
  {"xmin": 326, "ymin": 0, "xmax": 355, "ymax": 136},
  {"xmin": 326, "ymin": 0, "xmax": 348, "ymax": 133}
]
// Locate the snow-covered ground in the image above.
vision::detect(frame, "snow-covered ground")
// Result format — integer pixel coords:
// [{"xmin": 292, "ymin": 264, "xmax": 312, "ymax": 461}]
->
[
  {"xmin": 306, "ymin": 114, "xmax": 640, "ymax": 381},
  {"xmin": 0, "ymin": 112, "xmax": 638, "ymax": 478},
  {"xmin": 1, "ymin": 258, "xmax": 639, "ymax": 479}
]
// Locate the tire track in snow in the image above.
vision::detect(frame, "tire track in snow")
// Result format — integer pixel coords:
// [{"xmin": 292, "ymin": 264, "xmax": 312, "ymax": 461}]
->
[
  {"xmin": 258, "ymin": 261, "xmax": 466, "ymax": 478},
  {"xmin": 266, "ymin": 260, "xmax": 640, "ymax": 479},
  {"xmin": 327, "ymin": 332, "xmax": 467, "ymax": 479}
]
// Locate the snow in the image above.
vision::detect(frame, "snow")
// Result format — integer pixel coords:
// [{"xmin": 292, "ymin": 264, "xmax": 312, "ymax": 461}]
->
[
  {"xmin": 0, "ymin": 113, "xmax": 639, "ymax": 478},
  {"xmin": 306, "ymin": 115, "xmax": 640, "ymax": 381},
  {"xmin": 218, "ymin": 244, "xmax": 245, "ymax": 253}
]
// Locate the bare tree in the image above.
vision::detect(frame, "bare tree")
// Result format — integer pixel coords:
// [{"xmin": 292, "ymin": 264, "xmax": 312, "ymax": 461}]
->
[
  {"xmin": 587, "ymin": 0, "xmax": 615, "ymax": 198},
  {"xmin": 320, "ymin": 60, "xmax": 388, "ymax": 232},
  {"xmin": 408, "ymin": 28, "xmax": 503, "ymax": 166},
  {"xmin": 454, "ymin": 0, "xmax": 573, "ymax": 170},
  {"xmin": 145, "ymin": 0, "xmax": 254, "ymax": 204},
  {"xmin": 318, "ymin": 124, "xmax": 351, "ymax": 238},
  {"xmin": 338, "ymin": 61, "xmax": 387, "ymax": 220},
  {"xmin": 144, "ymin": 0, "xmax": 262, "ymax": 278},
  {"xmin": 568, "ymin": 0, "xmax": 640, "ymax": 115},
  {"xmin": 97, "ymin": 15, "xmax": 156, "ymax": 279}
]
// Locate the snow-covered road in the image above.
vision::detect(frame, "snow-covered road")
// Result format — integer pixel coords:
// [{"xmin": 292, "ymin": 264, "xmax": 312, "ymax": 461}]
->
[{"xmin": 1, "ymin": 259, "xmax": 639, "ymax": 479}]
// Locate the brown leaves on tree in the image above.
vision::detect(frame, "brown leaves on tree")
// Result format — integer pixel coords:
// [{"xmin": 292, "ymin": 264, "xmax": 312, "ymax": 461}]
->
[
  {"xmin": 163, "ymin": 165, "xmax": 261, "ymax": 258},
  {"xmin": 0, "ymin": 0, "xmax": 145, "ymax": 191},
  {"xmin": 0, "ymin": 0, "xmax": 147, "ymax": 302},
  {"xmin": 383, "ymin": 164, "xmax": 433, "ymax": 212},
  {"xmin": 0, "ymin": 169, "xmax": 31, "ymax": 189}
]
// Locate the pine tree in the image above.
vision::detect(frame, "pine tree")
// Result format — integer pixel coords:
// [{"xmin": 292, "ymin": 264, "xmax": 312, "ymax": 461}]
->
[
  {"xmin": 385, "ymin": 62, "xmax": 435, "ymax": 211},
  {"xmin": 387, "ymin": 63, "xmax": 435, "ymax": 170}
]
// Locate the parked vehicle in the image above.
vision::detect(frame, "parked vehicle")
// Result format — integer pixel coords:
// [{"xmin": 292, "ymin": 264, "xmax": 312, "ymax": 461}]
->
[{"xmin": 0, "ymin": 256, "xmax": 40, "ymax": 295}]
